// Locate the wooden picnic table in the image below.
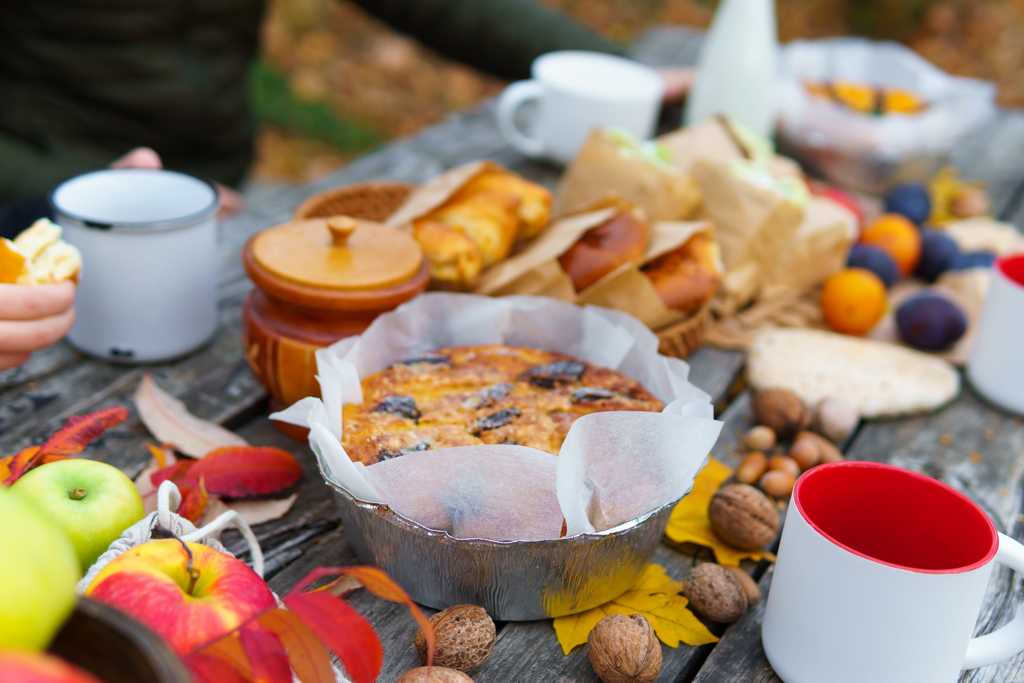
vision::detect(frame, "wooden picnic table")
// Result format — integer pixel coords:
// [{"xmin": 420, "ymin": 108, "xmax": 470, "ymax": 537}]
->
[{"xmin": 4, "ymin": 27, "xmax": 1024, "ymax": 682}]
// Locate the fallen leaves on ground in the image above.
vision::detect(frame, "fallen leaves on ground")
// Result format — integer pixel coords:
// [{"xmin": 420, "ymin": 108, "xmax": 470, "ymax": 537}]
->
[
  {"xmin": 134, "ymin": 375, "xmax": 246, "ymax": 457},
  {"xmin": 2, "ymin": 407, "xmax": 128, "ymax": 485},
  {"xmin": 664, "ymin": 458, "xmax": 775, "ymax": 567},
  {"xmin": 552, "ymin": 563, "xmax": 717, "ymax": 655}
]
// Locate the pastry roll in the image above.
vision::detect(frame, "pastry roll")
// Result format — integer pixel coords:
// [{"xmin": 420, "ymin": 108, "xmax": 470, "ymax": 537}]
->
[
  {"xmin": 412, "ymin": 220, "xmax": 484, "ymax": 287},
  {"xmin": 642, "ymin": 233, "xmax": 723, "ymax": 315},
  {"xmin": 425, "ymin": 189, "xmax": 520, "ymax": 267},
  {"xmin": 558, "ymin": 202, "xmax": 650, "ymax": 292},
  {"xmin": 462, "ymin": 171, "xmax": 552, "ymax": 239}
]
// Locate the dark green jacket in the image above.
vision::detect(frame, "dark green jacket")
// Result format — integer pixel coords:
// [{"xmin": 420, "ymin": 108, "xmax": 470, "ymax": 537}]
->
[{"xmin": 0, "ymin": 0, "xmax": 622, "ymax": 204}]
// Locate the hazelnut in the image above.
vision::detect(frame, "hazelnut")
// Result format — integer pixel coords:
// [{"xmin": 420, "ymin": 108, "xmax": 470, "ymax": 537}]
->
[
  {"xmin": 789, "ymin": 436, "xmax": 820, "ymax": 471},
  {"xmin": 397, "ymin": 667, "xmax": 474, "ymax": 683},
  {"xmin": 743, "ymin": 425, "xmax": 776, "ymax": 451},
  {"xmin": 951, "ymin": 186, "xmax": 990, "ymax": 218},
  {"xmin": 814, "ymin": 397, "xmax": 859, "ymax": 444},
  {"xmin": 587, "ymin": 614, "xmax": 662, "ymax": 683},
  {"xmin": 793, "ymin": 430, "xmax": 843, "ymax": 470},
  {"xmin": 725, "ymin": 566, "xmax": 761, "ymax": 605},
  {"xmin": 752, "ymin": 388, "xmax": 809, "ymax": 439},
  {"xmin": 760, "ymin": 470, "xmax": 796, "ymax": 498},
  {"xmin": 735, "ymin": 451, "xmax": 768, "ymax": 485},
  {"xmin": 415, "ymin": 605, "xmax": 495, "ymax": 672},
  {"xmin": 709, "ymin": 484, "xmax": 780, "ymax": 550},
  {"xmin": 684, "ymin": 563, "xmax": 748, "ymax": 624},
  {"xmin": 767, "ymin": 455, "xmax": 800, "ymax": 477}
]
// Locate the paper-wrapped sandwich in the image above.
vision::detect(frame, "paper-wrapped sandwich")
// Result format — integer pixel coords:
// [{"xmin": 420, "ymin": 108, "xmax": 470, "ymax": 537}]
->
[{"xmin": 0, "ymin": 219, "xmax": 81, "ymax": 285}]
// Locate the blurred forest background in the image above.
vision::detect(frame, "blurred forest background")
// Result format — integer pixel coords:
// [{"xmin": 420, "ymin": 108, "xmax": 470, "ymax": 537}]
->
[{"xmin": 253, "ymin": 0, "xmax": 1024, "ymax": 181}]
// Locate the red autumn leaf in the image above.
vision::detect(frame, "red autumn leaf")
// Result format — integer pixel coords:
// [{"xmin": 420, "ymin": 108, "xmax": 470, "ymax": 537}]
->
[
  {"xmin": 257, "ymin": 609, "xmax": 334, "ymax": 683},
  {"xmin": 147, "ymin": 442, "xmax": 175, "ymax": 468},
  {"xmin": 4, "ymin": 407, "xmax": 128, "ymax": 484},
  {"xmin": 283, "ymin": 589, "xmax": 382, "ymax": 683},
  {"xmin": 1, "ymin": 447, "xmax": 38, "ymax": 486},
  {"xmin": 149, "ymin": 460, "xmax": 194, "ymax": 489},
  {"xmin": 0, "ymin": 455, "xmax": 11, "ymax": 482},
  {"xmin": 178, "ymin": 479, "xmax": 209, "ymax": 523},
  {"xmin": 185, "ymin": 651, "xmax": 250, "ymax": 683},
  {"xmin": 293, "ymin": 566, "xmax": 435, "ymax": 666},
  {"xmin": 184, "ymin": 446, "xmax": 301, "ymax": 498},
  {"xmin": 239, "ymin": 624, "xmax": 292, "ymax": 683}
]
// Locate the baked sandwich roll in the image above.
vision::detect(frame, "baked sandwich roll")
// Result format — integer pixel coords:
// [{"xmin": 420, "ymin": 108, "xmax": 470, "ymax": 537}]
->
[
  {"xmin": 642, "ymin": 232, "xmax": 723, "ymax": 315},
  {"xmin": 558, "ymin": 202, "xmax": 650, "ymax": 292},
  {"xmin": 0, "ymin": 219, "xmax": 81, "ymax": 285}
]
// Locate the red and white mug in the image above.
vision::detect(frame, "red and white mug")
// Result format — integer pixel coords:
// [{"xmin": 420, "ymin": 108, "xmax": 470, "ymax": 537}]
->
[
  {"xmin": 763, "ymin": 461, "xmax": 1024, "ymax": 683},
  {"xmin": 968, "ymin": 253, "xmax": 1024, "ymax": 415}
]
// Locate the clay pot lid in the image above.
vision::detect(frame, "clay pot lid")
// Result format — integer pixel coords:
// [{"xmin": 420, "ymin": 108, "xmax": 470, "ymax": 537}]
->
[{"xmin": 251, "ymin": 216, "xmax": 423, "ymax": 291}]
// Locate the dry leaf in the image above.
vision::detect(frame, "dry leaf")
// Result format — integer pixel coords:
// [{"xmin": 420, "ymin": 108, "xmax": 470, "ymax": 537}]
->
[
  {"xmin": 134, "ymin": 375, "xmax": 246, "ymax": 457},
  {"xmin": 552, "ymin": 563, "xmax": 717, "ymax": 655},
  {"xmin": 203, "ymin": 494, "xmax": 298, "ymax": 527},
  {"xmin": 664, "ymin": 458, "xmax": 776, "ymax": 567}
]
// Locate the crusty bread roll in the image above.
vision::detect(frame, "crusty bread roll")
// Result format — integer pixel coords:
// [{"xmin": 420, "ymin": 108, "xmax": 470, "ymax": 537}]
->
[
  {"xmin": 642, "ymin": 233, "xmax": 722, "ymax": 314},
  {"xmin": 558, "ymin": 203, "xmax": 650, "ymax": 292}
]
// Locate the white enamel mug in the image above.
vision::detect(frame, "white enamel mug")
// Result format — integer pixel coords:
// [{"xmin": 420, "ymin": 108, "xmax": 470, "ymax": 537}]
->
[
  {"xmin": 51, "ymin": 169, "xmax": 219, "ymax": 363},
  {"xmin": 763, "ymin": 461, "xmax": 1024, "ymax": 683},
  {"xmin": 967, "ymin": 253, "xmax": 1024, "ymax": 415},
  {"xmin": 497, "ymin": 51, "xmax": 663, "ymax": 163}
]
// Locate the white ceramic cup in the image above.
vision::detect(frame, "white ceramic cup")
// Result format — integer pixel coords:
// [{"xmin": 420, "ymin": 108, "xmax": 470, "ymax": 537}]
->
[
  {"xmin": 51, "ymin": 169, "xmax": 220, "ymax": 363},
  {"xmin": 967, "ymin": 253, "xmax": 1024, "ymax": 415},
  {"xmin": 497, "ymin": 51, "xmax": 663, "ymax": 164},
  {"xmin": 763, "ymin": 461, "xmax": 1024, "ymax": 683}
]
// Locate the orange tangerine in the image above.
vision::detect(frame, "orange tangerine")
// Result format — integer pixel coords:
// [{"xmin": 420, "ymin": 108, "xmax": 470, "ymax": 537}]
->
[
  {"xmin": 860, "ymin": 214, "xmax": 921, "ymax": 275},
  {"xmin": 821, "ymin": 268, "xmax": 888, "ymax": 335}
]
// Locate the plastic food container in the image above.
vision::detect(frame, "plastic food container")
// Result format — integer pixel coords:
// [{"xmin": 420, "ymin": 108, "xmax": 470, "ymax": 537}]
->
[{"xmin": 777, "ymin": 39, "xmax": 996, "ymax": 193}]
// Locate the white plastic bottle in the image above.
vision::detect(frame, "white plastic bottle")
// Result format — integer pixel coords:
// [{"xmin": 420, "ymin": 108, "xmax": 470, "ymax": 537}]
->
[{"xmin": 685, "ymin": 0, "xmax": 779, "ymax": 138}]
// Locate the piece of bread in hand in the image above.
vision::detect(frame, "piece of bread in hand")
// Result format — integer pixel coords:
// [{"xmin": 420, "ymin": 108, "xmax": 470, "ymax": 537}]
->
[{"xmin": 0, "ymin": 219, "xmax": 81, "ymax": 284}]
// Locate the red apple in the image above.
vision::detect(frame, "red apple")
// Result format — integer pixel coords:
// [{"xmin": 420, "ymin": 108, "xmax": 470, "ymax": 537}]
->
[
  {"xmin": 84, "ymin": 539, "xmax": 275, "ymax": 654},
  {"xmin": 0, "ymin": 652, "xmax": 102, "ymax": 683}
]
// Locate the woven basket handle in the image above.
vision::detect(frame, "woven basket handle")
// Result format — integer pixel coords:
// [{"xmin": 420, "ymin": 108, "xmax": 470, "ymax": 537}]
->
[{"xmin": 156, "ymin": 481, "xmax": 266, "ymax": 577}]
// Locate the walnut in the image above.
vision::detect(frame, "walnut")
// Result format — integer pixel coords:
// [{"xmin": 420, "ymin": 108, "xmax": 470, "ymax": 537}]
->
[
  {"xmin": 397, "ymin": 666, "xmax": 474, "ymax": 683},
  {"xmin": 725, "ymin": 566, "xmax": 761, "ymax": 605},
  {"xmin": 752, "ymin": 388, "xmax": 809, "ymax": 439},
  {"xmin": 709, "ymin": 483, "xmax": 780, "ymax": 550},
  {"xmin": 587, "ymin": 614, "xmax": 662, "ymax": 683},
  {"xmin": 415, "ymin": 605, "xmax": 495, "ymax": 672},
  {"xmin": 684, "ymin": 563, "xmax": 748, "ymax": 623}
]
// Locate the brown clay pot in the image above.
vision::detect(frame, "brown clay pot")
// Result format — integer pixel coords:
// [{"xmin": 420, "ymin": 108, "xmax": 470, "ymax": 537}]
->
[{"xmin": 242, "ymin": 215, "xmax": 428, "ymax": 413}]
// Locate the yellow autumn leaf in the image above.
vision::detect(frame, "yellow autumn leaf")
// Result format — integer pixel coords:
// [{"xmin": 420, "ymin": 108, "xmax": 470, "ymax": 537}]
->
[
  {"xmin": 552, "ymin": 563, "xmax": 718, "ymax": 655},
  {"xmin": 664, "ymin": 457, "xmax": 775, "ymax": 567}
]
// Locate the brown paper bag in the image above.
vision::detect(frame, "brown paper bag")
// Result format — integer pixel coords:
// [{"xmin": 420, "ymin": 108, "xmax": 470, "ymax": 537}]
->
[
  {"xmin": 658, "ymin": 115, "xmax": 802, "ymax": 181},
  {"xmin": 578, "ymin": 220, "xmax": 715, "ymax": 330},
  {"xmin": 555, "ymin": 130, "xmax": 700, "ymax": 221},
  {"xmin": 475, "ymin": 208, "xmax": 617, "ymax": 298},
  {"xmin": 760, "ymin": 196, "xmax": 857, "ymax": 294},
  {"xmin": 692, "ymin": 158, "xmax": 806, "ymax": 308}
]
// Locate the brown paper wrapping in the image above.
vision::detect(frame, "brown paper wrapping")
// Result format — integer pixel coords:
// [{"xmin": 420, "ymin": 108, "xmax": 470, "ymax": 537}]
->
[
  {"xmin": 384, "ymin": 160, "xmax": 494, "ymax": 230},
  {"xmin": 477, "ymin": 207, "xmax": 715, "ymax": 330},
  {"xmin": 578, "ymin": 220, "xmax": 714, "ymax": 330},
  {"xmin": 475, "ymin": 208, "xmax": 616, "ymax": 298},
  {"xmin": 554, "ymin": 130, "xmax": 701, "ymax": 222}
]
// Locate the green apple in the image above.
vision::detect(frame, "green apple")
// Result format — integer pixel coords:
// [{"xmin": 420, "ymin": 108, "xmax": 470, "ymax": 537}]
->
[
  {"xmin": 12, "ymin": 459, "xmax": 145, "ymax": 571},
  {"xmin": 0, "ymin": 487, "xmax": 80, "ymax": 651}
]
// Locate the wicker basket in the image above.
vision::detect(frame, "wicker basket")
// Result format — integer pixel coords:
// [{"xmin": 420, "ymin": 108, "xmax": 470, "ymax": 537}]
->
[
  {"xmin": 656, "ymin": 303, "xmax": 710, "ymax": 359},
  {"xmin": 294, "ymin": 181, "xmax": 414, "ymax": 221},
  {"xmin": 292, "ymin": 181, "xmax": 709, "ymax": 359}
]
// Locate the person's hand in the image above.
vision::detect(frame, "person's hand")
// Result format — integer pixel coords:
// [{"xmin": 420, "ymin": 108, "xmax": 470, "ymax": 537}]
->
[
  {"xmin": 658, "ymin": 67, "xmax": 695, "ymax": 103},
  {"xmin": 111, "ymin": 147, "xmax": 244, "ymax": 218},
  {"xmin": 0, "ymin": 282, "xmax": 76, "ymax": 370}
]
